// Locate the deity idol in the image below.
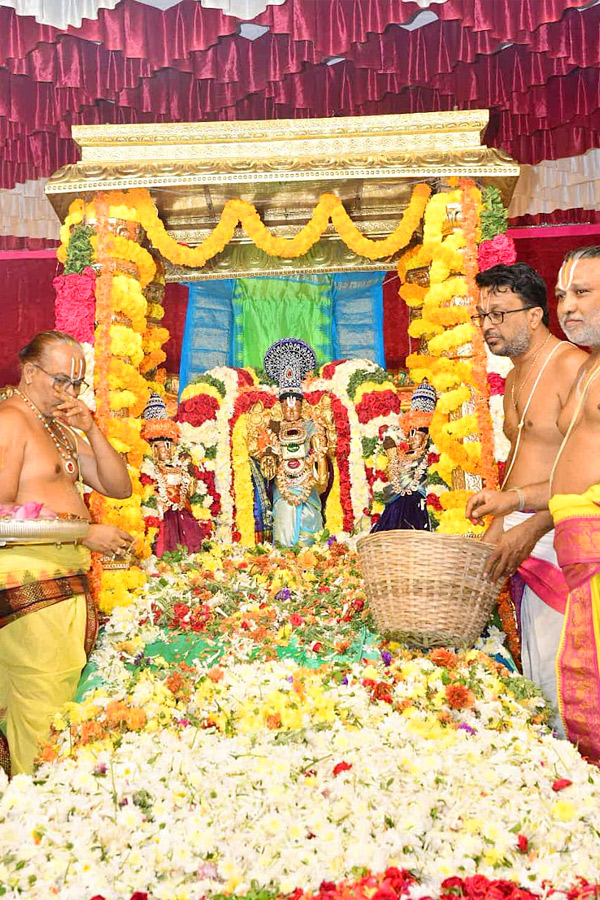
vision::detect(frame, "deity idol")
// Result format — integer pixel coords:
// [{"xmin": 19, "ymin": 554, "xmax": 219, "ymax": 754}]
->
[
  {"xmin": 250, "ymin": 339, "xmax": 333, "ymax": 548},
  {"xmin": 371, "ymin": 379, "xmax": 437, "ymax": 533},
  {"xmin": 141, "ymin": 393, "xmax": 204, "ymax": 556}
]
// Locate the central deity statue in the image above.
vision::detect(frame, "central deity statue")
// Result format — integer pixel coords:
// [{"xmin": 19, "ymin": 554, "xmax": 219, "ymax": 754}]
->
[{"xmin": 249, "ymin": 338, "xmax": 333, "ymax": 548}]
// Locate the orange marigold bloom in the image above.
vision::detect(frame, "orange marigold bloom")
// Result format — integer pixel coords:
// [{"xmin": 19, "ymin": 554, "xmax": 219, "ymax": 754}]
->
[
  {"xmin": 445, "ymin": 683, "xmax": 476, "ymax": 710},
  {"xmin": 125, "ymin": 707, "xmax": 147, "ymax": 731},
  {"xmin": 81, "ymin": 720, "xmax": 106, "ymax": 744},
  {"xmin": 38, "ymin": 744, "xmax": 58, "ymax": 764},
  {"xmin": 430, "ymin": 648, "xmax": 458, "ymax": 669},
  {"xmin": 105, "ymin": 700, "xmax": 129, "ymax": 727},
  {"xmin": 207, "ymin": 666, "xmax": 224, "ymax": 683}
]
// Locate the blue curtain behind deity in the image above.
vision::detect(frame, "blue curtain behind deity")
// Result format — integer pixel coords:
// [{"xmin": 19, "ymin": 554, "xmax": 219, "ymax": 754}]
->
[
  {"xmin": 179, "ymin": 271, "xmax": 386, "ymax": 392},
  {"xmin": 179, "ymin": 279, "xmax": 235, "ymax": 394},
  {"xmin": 331, "ymin": 272, "xmax": 386, "ymax": 366}
]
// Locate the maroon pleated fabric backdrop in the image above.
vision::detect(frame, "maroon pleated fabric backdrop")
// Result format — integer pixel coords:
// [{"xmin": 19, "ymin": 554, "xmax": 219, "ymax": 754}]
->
[{"xmin": 1, "ymin": 0, "xmax": 598, "ymax": 189}]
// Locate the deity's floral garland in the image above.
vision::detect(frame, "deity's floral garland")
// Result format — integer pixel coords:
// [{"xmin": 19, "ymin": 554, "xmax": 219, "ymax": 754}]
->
[{"xmin": 84, "ymin": 195, "xmax": 157, "ymax": 612}]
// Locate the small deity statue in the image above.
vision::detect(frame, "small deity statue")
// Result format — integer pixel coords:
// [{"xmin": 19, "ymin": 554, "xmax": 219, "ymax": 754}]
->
[
  {"xmin": 371, "ymin": 378, "xmax": 437, "ymax": 533},
  {"xmin": 250, "ymin": 338, "xmax": 332, "ymax": 548},
  {"xmin": 141, "ymin": 393, "xmax": 204, "ymax": 556}
]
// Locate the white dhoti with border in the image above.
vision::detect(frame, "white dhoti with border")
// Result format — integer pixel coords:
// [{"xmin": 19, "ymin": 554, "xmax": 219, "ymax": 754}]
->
[{"xmin": 503, "ymin": 511, "xmax": 567, "ymax": 737}]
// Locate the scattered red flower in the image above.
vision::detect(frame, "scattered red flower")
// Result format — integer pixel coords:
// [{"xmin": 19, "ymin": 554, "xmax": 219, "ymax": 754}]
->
[
  {"xmin": 517, "ymin": 834, "xmax": 529, "ymax": 853},
  {"xmin": 552, "ymin": 778, "xmax": 573, "ymax": 791}
]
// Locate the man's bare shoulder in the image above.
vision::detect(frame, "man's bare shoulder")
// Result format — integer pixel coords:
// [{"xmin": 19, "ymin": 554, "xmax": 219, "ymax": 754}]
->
[
  {"xmin": 553, "ymin": 343, "xmax": 589, "ymax": 381},
  {"xmin": 0, "ymin": 397, "xmax": 31, "ymax": 428}
]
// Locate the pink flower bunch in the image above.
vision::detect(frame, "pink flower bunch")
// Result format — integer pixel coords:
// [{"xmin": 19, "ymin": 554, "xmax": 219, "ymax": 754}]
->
[
  {"xmin": 478, "ymin": 233, "xmax": 517, "ymax": 272},
  {"xmin": 53, "ymin": 266, "xmax": 97, "ymax": 344}
]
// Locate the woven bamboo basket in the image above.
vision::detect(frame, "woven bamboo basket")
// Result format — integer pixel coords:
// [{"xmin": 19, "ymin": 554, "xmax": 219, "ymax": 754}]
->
[{"xmin": 356, "ymin": 530, "xmax": 501, "ymax": 648}]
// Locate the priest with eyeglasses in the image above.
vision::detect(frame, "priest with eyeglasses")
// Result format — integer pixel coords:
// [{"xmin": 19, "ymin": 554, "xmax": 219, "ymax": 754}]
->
[{"xmin": 0, "ymin": 330, "xmax": 133, "ymax": 775}]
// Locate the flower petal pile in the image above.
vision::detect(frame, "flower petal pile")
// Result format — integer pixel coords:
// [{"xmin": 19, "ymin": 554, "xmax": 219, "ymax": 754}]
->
[{"xmin": 1, "ymin": 542, "xmax": 600, "ymax": 900}]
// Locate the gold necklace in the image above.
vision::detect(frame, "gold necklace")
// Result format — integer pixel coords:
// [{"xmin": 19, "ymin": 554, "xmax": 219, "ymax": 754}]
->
[
  {"xmin": 511, "ymin": 332, "xmax": 552, "ymax": 410},
  {"xmin": 15, "ymin": 388, "xmax": 78, "ymax": 476}
]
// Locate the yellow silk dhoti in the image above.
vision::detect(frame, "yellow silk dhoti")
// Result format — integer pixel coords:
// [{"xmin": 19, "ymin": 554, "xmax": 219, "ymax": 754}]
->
[
  {"xmin": 549, "ymin": 486, "xmax": 600, "ymax": 764},
  {"xmin": 0, "ymin": 543, "xmax": 93, "ymax": 775}
]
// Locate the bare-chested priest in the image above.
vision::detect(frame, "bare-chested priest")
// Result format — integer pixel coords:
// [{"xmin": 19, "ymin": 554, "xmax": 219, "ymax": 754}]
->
[
  {"xmin": 472, "ymin": 264, "xmax": 586, "ymax": 731},
  {"xmin": 0, "ymin": 331, "xmax": 133, "ymax": 775},
  {"xmin": 468, "ymin": 247, "xmax": 600, "ymax": 763}
]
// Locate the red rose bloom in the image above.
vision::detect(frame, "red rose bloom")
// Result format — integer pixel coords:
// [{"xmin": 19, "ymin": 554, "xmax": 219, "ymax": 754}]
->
[{"xmin": 487, "ymin": 372, "xmax": 506, "ymax": 397}]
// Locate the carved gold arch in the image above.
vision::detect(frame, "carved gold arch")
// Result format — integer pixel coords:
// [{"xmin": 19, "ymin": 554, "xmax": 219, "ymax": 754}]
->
[{"xmin": 45, "ymin": 110, "xmax": 519, "ymax": 281}]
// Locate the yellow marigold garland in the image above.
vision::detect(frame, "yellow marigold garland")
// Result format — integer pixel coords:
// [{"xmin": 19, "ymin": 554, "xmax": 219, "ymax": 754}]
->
[
  {"xmin": 111, "ymin": 274, "xmax": 148, "ymax": 333},
  {"xmin": 231, "ymin": 415, "xmax": 255, "ymax": 546},
  {"xmin": 109, "ymin": 324, "xmax": 144, "ymax": 367},
  {"xmin": 427, "ymin": 323, "xmax": 473, "ymax": 356},
  {"xmin": 408, "ymin": 319, "xmax": 444, "ymax": 339},
  {"xmin": 60, "ymin": 185, "xmax": 431, "ymax": 268},
  {"xmin": 436, "ymin": 385, "xmax": 471, "ymax": 415},
  {"xmin": 324, "ymin": 463, "xmax": 344, "ymax": 534}
]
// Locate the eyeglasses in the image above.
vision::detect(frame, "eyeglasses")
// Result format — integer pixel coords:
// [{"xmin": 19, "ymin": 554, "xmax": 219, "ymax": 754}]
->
[
  {"xmin": 32, "ymin": 363, "xmax": 89, "ymax": 394},
  {"xmin": 470, "ymin": 306, "xmax": 538, "ymax": 327}
]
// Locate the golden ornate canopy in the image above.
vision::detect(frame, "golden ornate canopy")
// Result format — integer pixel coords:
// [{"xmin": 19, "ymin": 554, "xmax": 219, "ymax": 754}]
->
[{"xmin": 46, "ymin": 110, "xmax": 519, "ymax": 281}]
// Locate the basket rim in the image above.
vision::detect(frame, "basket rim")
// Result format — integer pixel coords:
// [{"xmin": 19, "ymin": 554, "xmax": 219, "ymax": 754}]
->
[{"xmin": 356, "ymin": 529, "xmax": 496, "ymax": 555}]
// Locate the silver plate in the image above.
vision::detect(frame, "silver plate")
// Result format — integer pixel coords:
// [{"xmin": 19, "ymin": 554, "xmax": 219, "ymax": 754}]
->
[{"xmin": 0, "ymin": 518, "xmax": 89, "ymax": 546}]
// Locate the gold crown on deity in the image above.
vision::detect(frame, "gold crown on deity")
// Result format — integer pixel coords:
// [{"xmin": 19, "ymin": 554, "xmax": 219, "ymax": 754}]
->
[{"xmin": 264, "ymin": 338, "xmax": 316, "ymax": 397}]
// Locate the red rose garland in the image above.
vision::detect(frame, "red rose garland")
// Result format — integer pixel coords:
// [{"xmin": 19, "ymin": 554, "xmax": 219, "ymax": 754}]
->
[
  {"xmin": 355, "ymin": 388, "xmax": 401, "ymax": 424},
  {"xmin": 177, "ymin": 394, "xmax": 220, "ymax": 427}
]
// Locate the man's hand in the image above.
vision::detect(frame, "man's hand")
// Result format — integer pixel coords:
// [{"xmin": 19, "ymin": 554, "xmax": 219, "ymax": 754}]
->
[
  {"xmin": 53, "ymin": 387, "xmax": 94, "ymax": 433},
  {"xmin": 82, "ymin": 524, "xmax": 133, "ymax": 554},
  {"xmin": 465, "ymin": 489, "xmax": 518, "ymax": 522},
  {"xmin": 482, "ymin": 520, "xmax": 539, "ymax": 582}
]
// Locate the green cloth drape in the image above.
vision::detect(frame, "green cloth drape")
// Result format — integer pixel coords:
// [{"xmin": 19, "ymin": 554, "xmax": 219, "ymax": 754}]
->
[{"xmin": 231, "ymin": 275, "xmax": 334, "ymax": 368}]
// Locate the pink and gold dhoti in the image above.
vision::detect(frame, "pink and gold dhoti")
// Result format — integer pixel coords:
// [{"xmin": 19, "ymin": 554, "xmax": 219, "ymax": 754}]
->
[
  {"xmin": 503, "ymin": 512, "xmax": 569, "ymax": 732},
  {"xmin": 549, "ymin": 487, "xmax": 600, "ymax": 763}
]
